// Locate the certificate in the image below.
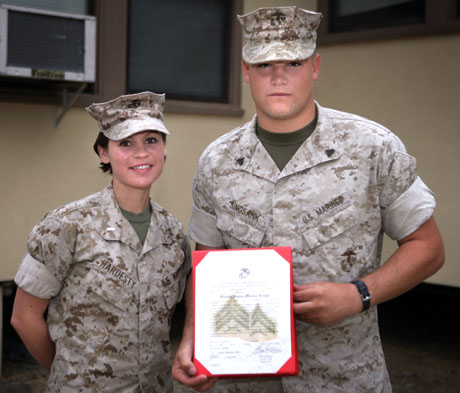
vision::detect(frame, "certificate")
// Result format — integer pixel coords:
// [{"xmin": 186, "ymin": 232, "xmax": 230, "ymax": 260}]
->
[{"xmin": 193, "ymin": 247, "xmax": 298, "ymax": 377}]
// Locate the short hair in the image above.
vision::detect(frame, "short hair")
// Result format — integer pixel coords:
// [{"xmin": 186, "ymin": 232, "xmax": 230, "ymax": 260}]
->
[
  {"xmin": 93, "ymin": 132, "xmax": 111, "ymax": 173},
  {"xmin": 93, "ymin": 132, "xmax": 167, "ymax": 174}
]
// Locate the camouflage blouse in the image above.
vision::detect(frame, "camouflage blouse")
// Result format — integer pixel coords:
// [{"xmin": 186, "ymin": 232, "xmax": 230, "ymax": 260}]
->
[
  {"xmin": 15, "ymin": 184, "xmax": 191, "ymax": 392},
  {"xmin": 189, "ymin": 103, "xmax": 435, "ymax": 393}
]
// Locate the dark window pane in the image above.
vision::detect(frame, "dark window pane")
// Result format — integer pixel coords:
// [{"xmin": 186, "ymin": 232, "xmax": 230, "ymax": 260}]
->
[
  {"xmin": 128, "ymin": 0, "xmax": 231, "ymax": 103},
  {"xmin": 329, "ymin": 0, "xmax": 425, "ymax": 33}
]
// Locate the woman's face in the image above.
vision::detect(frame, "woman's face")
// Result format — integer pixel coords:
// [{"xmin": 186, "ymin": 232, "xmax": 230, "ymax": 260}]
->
[{"xmin": 98, "ymin": 130, "xmax": 166, "ymax": 193}]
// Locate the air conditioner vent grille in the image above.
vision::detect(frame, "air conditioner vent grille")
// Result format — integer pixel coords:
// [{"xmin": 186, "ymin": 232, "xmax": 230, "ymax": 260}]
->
[{"xmin": 7, "ymin": 10, "xmax": 84, "ymax": 73}]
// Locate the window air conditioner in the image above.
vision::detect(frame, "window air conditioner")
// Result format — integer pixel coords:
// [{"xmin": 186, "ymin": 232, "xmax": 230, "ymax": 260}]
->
[{"xmin": 0, "ymin": 5, "xmax": 96, "ymax": 83}]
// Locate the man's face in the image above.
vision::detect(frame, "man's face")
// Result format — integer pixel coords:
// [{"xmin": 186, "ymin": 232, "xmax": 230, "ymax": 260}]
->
[{"xmin": 242, "ymin": 55, "xmax": 320, "ymax": 131}]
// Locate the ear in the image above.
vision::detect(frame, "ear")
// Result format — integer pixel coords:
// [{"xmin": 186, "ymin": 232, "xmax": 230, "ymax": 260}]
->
[
  {"xmin": 97, "ymin": 144, "xmax": 110, "ymax": 164},
  {"xmin": 312, "ymin": 54, "xmax": 321, "ymax": 81},
  {"xmin": 242, "ymin": 60, "xmax": 251, "ymax": 84}
]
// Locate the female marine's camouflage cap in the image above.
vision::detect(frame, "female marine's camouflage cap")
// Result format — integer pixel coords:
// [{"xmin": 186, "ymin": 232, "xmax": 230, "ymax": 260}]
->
[
  {"xmin": 238, "ymin": 6, "xmax": 322, "ymax": 64},
  {"xmin": 86, "ymin": 91, "xmax": 169, "ymax": 141}
]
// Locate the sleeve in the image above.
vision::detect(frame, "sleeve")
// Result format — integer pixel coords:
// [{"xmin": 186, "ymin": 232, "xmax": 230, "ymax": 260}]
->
[
  {"xmin": 378, "ymin": 134, "xmax": 436, "ymax": 240},
  {"xmin": 188, "ymin": 149, "xmax": 225, "ymax": 247},
  {"xmin": 181, "ymin": 230, "xmax": 192, "ymax": 277},
  {"xmin": 179, "ymin": 231, "xmax": 192, "ymax": 299},
  {"xmin": 14, "ymin": 216, "xmax": 75, "ymax": 299}
]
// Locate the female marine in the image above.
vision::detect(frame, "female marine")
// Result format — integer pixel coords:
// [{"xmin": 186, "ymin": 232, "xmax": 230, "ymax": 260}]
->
[{"xmin": 11, "ymin": 92, "xmax": 190, "ymax": 392}]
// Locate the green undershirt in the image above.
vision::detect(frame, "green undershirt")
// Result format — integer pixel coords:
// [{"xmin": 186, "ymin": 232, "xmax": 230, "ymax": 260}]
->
[
  {"xmin": 256, "ymin": 115, "xmax": 318, "ymax": 171},
  {"xmin": 120, "ymin": 204, "xmax": 151, "ymax": 245}
]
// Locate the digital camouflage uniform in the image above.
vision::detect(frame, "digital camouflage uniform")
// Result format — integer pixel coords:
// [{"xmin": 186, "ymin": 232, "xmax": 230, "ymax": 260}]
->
[
  {"xmin": 188, "ymin": 103, "xmax": 435, "ymax": 393},
  {"xmin": 15, "ymin": 184, "xmax": 191, "ymax": 393}
]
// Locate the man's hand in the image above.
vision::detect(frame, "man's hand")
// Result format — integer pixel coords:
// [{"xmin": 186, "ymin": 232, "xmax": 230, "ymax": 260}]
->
[
  {"xmin": 293, "ymin": 281, "xmax": 362, "ymax": 326},
  {"xmin": 293, "ymin": 217, "xmax": 445, "ymax": 327},
  {"xmin": 172, "ymin": 332, "xmax": 217, "ymax": 392}
]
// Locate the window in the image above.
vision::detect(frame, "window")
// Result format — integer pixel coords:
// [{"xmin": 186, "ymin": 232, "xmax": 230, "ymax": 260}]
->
[
  {"xmin": 329, "ymin": 0, "xmax": 425, "ymax": 33},
  {"xmin": 0, "ymin": 0, "xmax": 244, "ymax": 116},
  {"xmin": 128, "ymin": 0, "xmax": 232, "ymax": 104},
  {"xmin": 318, "ymin": 0, "xmax": 460, "ymax": 43}
]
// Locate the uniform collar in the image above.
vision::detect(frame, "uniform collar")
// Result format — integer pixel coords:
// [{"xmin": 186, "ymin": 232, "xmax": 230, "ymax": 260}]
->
[
  {"xmin": 233, "ymin": 102, "xmax": 340, "ymax": 182},
  {"xmin": 142, "ymin": 202, "xmax": 171, "ymax": 254},
  {"xmin": 281, "ymin": 102, "xmax": 340, "ymax": 177},
  {"xmin": 99, "ymin": 183, "xmax": 167, "ymax": 254},
  {"xmin": 233, "ymin": 120, "xmax": 280, "ymax": 182}
]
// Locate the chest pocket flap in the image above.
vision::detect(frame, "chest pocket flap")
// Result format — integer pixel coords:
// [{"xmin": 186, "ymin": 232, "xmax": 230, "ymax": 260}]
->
[
  {"xmin": 83, "ymin": 265, "xmax": 135, "ymax": 311},
  {"xmin": 161, "ymin": 266, "xmax": 186, "ymax": 310},
  {"xmin": 302, "ymin": 203, "xmax": 358, "ymax": 250},
  {"xmin": 216, "ymin": 210, "xmax": 266, "ymax": 248}
]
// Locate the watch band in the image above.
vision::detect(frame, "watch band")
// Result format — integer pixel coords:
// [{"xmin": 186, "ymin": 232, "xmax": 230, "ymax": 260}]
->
[{"xmin": 351, "ymin": 280, "xmax": 371, "ymax": 312}]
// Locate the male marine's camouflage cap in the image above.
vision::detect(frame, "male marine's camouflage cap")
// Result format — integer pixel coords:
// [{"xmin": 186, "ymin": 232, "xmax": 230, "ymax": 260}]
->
[
  {"xmin": 238, "ymin": 6, "xmax": 322, "ymax": 64},
  {"xmin": 86, "ymin": 91, "xmax": 169, "ymax": 140}
]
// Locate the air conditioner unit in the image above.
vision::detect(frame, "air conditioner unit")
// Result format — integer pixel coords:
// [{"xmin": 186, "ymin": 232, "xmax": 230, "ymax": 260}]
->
[{"xmin": 0, "ymin": 5, "xmax": 96, "ymax": 83}]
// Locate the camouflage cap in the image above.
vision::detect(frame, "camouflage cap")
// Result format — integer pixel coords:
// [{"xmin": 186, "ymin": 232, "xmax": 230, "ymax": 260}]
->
[
  {"xmin": 86, "ymin": 91, "xmax": 169, "ymax": 140},
  {"xmin": 238, "ymin": 6, "xmax": 322, "ymax": 64}
]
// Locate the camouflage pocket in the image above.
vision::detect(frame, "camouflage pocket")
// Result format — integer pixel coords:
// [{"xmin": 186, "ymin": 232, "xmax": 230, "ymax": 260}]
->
[
  {"xmin": 83, "ymin": 264, "xmax": 134, "ymax": 311},
  {"xmin": 216, "ymin": 211, "xmax": 267, "ymax": 248},
  {"xmin": 300, "ymin": 203, "xmax": 358, "ymax": 250},
  {"xmin": 161, "ymin": 261, "xmax": 187, "ymax": 310}
]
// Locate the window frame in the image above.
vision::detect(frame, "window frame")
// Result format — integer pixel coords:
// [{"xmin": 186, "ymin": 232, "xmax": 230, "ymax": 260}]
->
[
  {"xmin": 318, "ymin": 0, "xmax": 460, "ymax": 44},
  {"xmin": 0, "ymin": 0, "xmax": 244, "ymax": 116}
]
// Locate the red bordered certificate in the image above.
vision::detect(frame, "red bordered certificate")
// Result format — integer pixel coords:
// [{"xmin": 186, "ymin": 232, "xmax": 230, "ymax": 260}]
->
[{"xmin": 193, "ymin": 247, "xmax": 298, "ymax": 378}]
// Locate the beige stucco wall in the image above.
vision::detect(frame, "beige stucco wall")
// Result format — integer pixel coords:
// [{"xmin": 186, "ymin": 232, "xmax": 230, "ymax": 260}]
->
[
  {"xmin": 1, "ymin": 0, "xmax": 459, "ymax": 287},
  {"xmin": 315, "ymin": 33, "xmax": 460, "ymax": 287}
]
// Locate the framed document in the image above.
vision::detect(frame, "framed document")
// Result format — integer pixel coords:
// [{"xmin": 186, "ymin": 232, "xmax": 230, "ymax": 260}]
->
[{"xmin": 193, "ymin": 247, "xmax": 298, "ymax": 378}]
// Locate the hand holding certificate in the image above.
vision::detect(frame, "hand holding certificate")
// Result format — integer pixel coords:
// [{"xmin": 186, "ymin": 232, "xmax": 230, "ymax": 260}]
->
[{"xmin": 193, "ymin": 247, "xmax": 298, "ymax": 378}]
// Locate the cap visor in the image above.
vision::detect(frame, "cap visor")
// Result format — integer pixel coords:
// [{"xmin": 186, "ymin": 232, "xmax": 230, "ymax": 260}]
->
[{"xmin": 105, "ymin": 118, "xmax": 170, "ymax": 140}]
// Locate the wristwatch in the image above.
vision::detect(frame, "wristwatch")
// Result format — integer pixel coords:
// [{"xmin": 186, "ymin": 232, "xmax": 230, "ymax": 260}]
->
[{"xmin": 351, "ymin": 280, "xmax": 371, "ymax": 312}]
